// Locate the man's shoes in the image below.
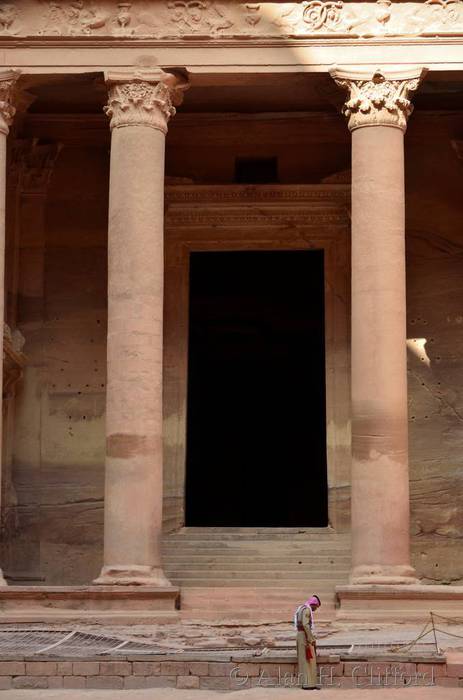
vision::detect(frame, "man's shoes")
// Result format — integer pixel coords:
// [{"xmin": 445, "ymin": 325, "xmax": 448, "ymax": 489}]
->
[{"xmin": 302, "ymin": 687, "xmax": 321, "ymax": 691}]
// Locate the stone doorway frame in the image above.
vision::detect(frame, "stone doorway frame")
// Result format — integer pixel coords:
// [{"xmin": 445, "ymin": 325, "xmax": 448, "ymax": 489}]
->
[{"xmin": 163, "ymin": 184, "xmax": 351, "ymax": 532}]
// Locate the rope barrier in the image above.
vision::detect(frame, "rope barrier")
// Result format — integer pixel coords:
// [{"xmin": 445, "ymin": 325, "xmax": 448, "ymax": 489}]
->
[{"xmin": 430, "ymin": 612, "xmax": 463, "ymax": 625}]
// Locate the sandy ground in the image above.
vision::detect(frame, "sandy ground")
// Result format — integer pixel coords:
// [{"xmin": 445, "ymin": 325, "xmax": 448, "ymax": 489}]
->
[{"xmin": 4, "ymin": 689, "xmax": 463, "ymax": 699}]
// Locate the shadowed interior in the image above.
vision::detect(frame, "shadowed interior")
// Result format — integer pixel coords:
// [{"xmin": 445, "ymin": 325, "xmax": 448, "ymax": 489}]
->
[{"xmin": 185, "ymin": 250, "xmax": 328, "ymax": 527}]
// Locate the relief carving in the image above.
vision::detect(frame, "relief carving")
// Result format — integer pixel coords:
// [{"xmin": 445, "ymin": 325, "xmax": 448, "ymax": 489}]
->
[
  {"xmin": 40, "ymin": 1, "xmax": 109, "ymax": 36},
  {"xmin": 111, "ymin": 2, "xmax": 134, "ymax": 34},
  {"xmin": 166, "ymin": 0, "xmax": 233, "ymax": 34},
  {"xmin": 12, "ymin": 139, "xmax": 63, "ymax": 194},
  {"xmin": 4, "ymin": 0, "xmax": 463, "ymax": 40},
  {"xmin": 3, "ymin": 324, "xmax": 26, "ymax": 399},
  {"xmin": 104, "ymin": 71, "xmax": 189, "ymax": 132},
  {"xmin": 244, "ymin": 3, "xmax": 261, "ymax": 26},
  {"xmin": 0, "ymin": 4, "xmax": 22, "ymax": 35},
  {"xmin": 0, "ymin": 72, "xmax": 19, "ymax": 136},
  {"xmin": 303, "ymin": 1, "xmax": 344, "ymax": 32},
  {"xmin": 330, "ymin": 68, "xmax": 427, "ymax": 131}
]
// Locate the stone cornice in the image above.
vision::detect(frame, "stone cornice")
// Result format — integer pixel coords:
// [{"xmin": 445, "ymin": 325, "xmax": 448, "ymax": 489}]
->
[
  {"xmin": 330, "ymin": 66, "xmax": 428, "ymax": 131},
  {"xmin": 104, "ymin": 69, "xmax": 189, "ymax": 132},
  {"xmin": 4, "ymin": 1, "xmax": 463, "ymax": 41}
]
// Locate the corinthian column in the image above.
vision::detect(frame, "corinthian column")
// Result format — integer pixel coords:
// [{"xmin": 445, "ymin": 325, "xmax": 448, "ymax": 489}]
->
[
  {"xmin": 95, "ymin": 70, "xmax": 188, "ymax": 586},
  {"xmin": 330, "ymin": 67, "xmax": 426, "ymax": 584},
  {"xmin": 0, "ymin": 70, "xmax": 20, "ymax": 586}
]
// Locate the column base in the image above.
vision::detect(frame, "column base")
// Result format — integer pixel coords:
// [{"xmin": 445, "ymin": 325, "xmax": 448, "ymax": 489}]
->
[
  {"xmin": 0, "ymin": 585, "xmax": 179, "ymax": 623},
  {"xmin": 350, "ymin": 564, "xmax": 418, "ymax": 585},
  {"xmin": 336, "ymin": 583, "xmax": 463, "ymax": 622},
  {"xmin": 93, "ymin": 565, "xmax": 172, "ymax": 587}
]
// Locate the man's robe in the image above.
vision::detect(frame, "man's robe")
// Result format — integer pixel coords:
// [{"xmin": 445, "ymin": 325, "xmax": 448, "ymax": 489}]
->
[{"xmin": 295, "ymin": 604, "xmax": 317, "ymax": 689}]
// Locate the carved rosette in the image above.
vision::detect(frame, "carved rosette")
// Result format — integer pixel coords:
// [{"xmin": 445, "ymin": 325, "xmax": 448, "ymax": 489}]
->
[
  {"xmin": 330, "ymin": 67, "xmax": 428, "ymax": 132},
  {"xmin": 104, "ymin": 71, "xmax": 189, "ymax": 133},
  {"xmin": 0, "ymin": 71, "xmax": 20, "ymax": 136}
]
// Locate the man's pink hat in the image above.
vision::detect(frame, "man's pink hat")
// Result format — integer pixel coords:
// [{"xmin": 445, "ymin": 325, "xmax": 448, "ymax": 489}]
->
[{"xmin": 306, "ymin": 596, "xmax": 320, "ymax": 606}]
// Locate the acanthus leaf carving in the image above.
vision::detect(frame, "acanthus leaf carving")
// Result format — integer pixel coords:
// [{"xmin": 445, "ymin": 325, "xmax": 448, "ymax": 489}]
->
[
  {"xmin": 0, "ymin": 71, "xmax": 20, "ymax": 136},
  {"xmin": 104, "ymin": 71, "xmax": 189, "ymax": 132},
  {"xmin": 330, "ymin": 67, "xmax": 427, "ymax": 132}
]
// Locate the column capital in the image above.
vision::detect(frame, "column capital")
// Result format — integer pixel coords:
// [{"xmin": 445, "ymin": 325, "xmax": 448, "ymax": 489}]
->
[
  {"xmin": 0, "ymin": 70, "xmax": 21, "ymax": 136},
  {"xmin": 104, "ymin": 69, "xmax": 189, "ymax": 134},
  {"xmin": 329, "ymin": 66, "xmax": 427, "ymax": 132}
]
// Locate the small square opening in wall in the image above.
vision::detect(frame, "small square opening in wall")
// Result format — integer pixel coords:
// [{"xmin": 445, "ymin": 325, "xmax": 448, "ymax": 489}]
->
[{"xmin": 234, "ymin": 156, "xmax": 279, "ymax": 183}]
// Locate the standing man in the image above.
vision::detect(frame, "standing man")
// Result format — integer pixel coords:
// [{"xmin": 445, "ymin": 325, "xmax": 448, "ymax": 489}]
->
[{"xmin": 295, "ymin": 594, "xmax": 321, "ymax": 690}]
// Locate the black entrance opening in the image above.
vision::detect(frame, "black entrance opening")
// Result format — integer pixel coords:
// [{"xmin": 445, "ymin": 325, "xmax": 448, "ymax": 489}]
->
[{"xmin": 185, "ymin": 250, "xmax": 328, "ymax": 527}]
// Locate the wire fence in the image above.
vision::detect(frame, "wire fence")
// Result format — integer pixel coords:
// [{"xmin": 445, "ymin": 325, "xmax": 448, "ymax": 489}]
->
[
  {"xmin": 0, "ymin": 611, "xmax": 459, "ymax": 658},
  {"xmin": 0, "ymin": 629, "xmax": 177, "ymax": 657}
]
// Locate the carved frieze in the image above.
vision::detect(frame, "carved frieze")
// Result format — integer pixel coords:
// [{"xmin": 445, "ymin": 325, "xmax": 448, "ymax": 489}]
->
[{"xmin": 1, "ymin": 0, "xmax": 463, "ymax": 40}]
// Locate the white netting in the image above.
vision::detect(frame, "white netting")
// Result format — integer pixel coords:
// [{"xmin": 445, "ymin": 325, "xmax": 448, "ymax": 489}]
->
[{"xmin": 0, "ymin": 629, "xmax": 177, "ymax": 657}]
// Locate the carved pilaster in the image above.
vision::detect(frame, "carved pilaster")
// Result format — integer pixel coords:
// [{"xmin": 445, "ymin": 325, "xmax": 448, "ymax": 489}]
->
[
  {"xmin": 104, "ymin": 69, "xmax": 189, "ymax": 133},
  {"xmin": 0, "ymin": 71, "xmax": 20, "ymax": 137},
  {"xmin": 329, "ymin": 67, "xmax": 427, "ymax": 132}
]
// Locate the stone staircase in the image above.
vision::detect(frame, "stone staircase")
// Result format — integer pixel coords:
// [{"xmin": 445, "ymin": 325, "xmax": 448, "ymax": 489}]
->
[{"xmin": 162, "ymin": 528, "xmax": 351, "ymax": 622}]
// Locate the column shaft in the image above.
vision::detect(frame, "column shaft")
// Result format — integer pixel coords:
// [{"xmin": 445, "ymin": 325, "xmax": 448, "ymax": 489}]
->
[
  {"xmin": 330, "ymin": 67, "xmax": 426, "ymax": 584},
  {"xmin": 95, "ymin": 70, "xmax": 187, "ymax": 585},
  {"xmin": 351, "ymin": 125, "xmax": 413, "ymax": 583}
]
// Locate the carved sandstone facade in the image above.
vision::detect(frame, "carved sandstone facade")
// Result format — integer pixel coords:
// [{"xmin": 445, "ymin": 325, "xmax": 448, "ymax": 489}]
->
[{"xmin": 0, "ymin": 1, "xmax": 460, "ymax": 624}]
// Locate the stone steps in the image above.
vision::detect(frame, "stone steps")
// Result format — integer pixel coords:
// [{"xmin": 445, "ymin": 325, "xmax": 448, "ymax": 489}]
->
[
  {"xmin": 181, "ymin": 588, "xmax": 337, "ymax": 603},
  {"xmin": 163, "ymin": 529, "xmax": 350, "ymax": 620},
  {"xmin": 168, "ymin": 568, "xmax": 348, "ymax": 578},
  {"xmin": 163, "ymin": 541, "xmax": 350, "ymax": 554},
  {"xmin": 171, "ymin": 579, "xmax": 343, "ymax": 587},
  {"xmin": 179, "ymin": 587, "xmax": 336, "ymax": 622},
  {"xmin": 164, "ymin": 558, "xmax": 349, "ymax": 575},
  {"xmin": 163, "ymin": 550, "xmax": 350, "ymax": 565},
  {"xmin": 165, "ymin": 527, "xmax": 347, "ymax": 538}
]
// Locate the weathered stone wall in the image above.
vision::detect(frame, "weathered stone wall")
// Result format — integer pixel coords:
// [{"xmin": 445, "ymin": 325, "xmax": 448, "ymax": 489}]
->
[
  {"xmin": 3, "ymin": 113, "xmax": 463, "ymax": 585},
  {"xmin": 6, "ymin": 145, "xmax": 108, "ymax": 584},
  {"xmin": 406, "ymin": 120, "xmax": 463, "ymax": 583},
  {"xmin": 0, "ymin": 655, "xmax": 455, "ymax": 691}
]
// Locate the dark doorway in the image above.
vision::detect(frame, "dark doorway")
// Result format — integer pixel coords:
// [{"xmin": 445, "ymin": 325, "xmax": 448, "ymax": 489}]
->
[{"xmin": 185, "ymin": 250, "xmax": 328, "ymax": 527}]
